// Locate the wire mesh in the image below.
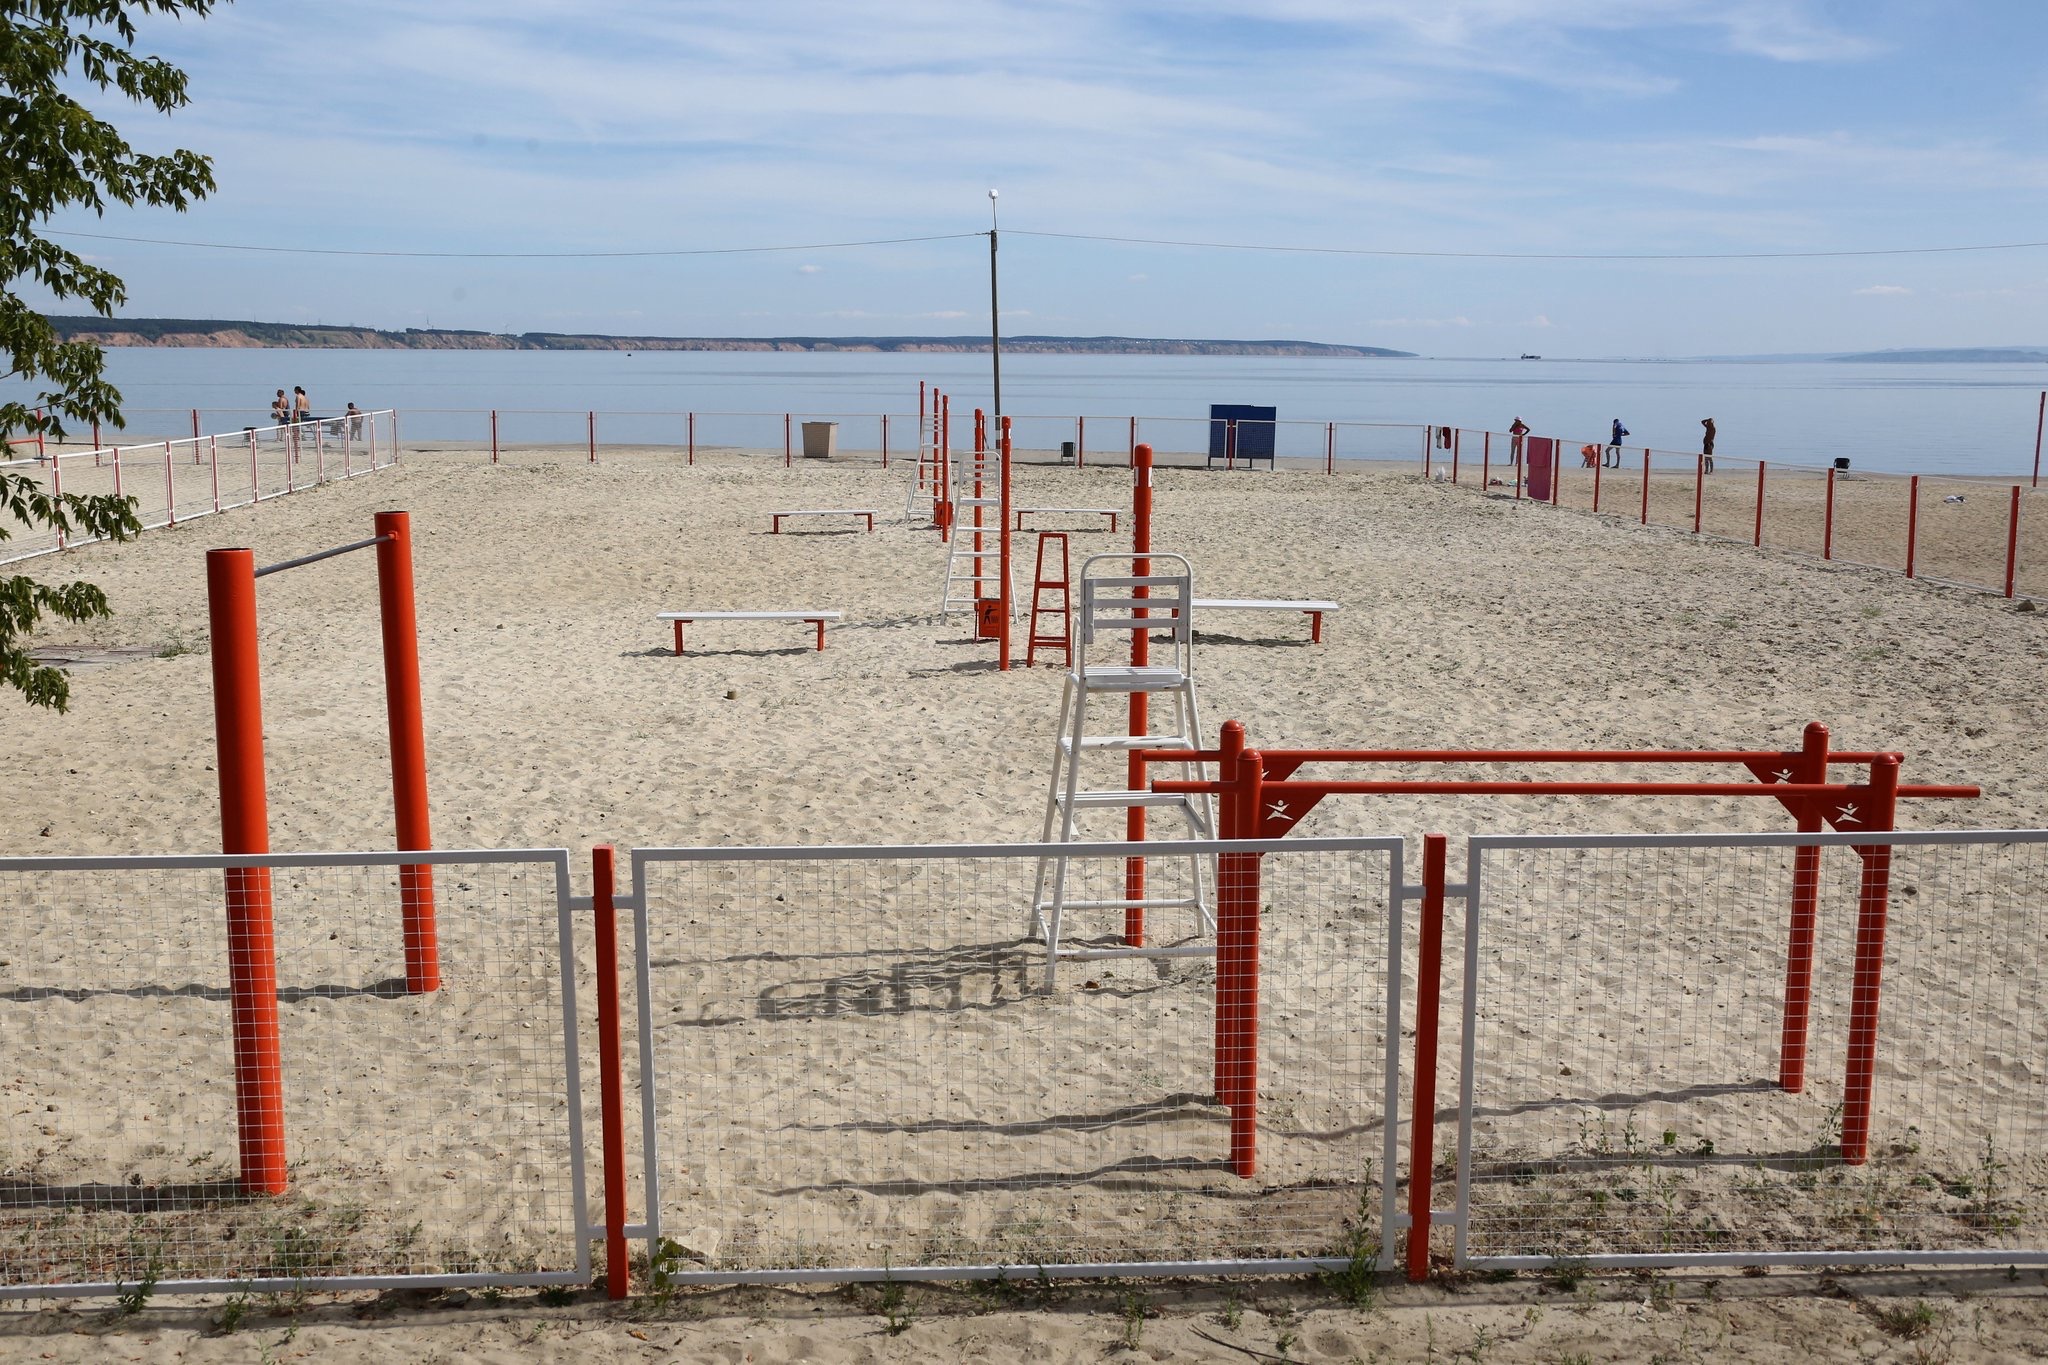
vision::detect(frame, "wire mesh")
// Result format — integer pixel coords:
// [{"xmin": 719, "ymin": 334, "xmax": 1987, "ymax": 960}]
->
[
  {"xmin": 1458, "ymin": 833, "xmax": 2048, "ymax": 1267},
  {"xmin": 629, "ymin": 841, "xmax": 1397, "ymax": 1278},
  {"xmin": 0, "ymin": 852, "xmax": 582, "ymax": 1296}
]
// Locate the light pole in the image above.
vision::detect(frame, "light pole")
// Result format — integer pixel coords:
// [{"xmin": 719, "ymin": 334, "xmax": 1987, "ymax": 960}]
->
[{"xmin": 987, "ymin": 189, "xmax": 1001, "ymax": 423}]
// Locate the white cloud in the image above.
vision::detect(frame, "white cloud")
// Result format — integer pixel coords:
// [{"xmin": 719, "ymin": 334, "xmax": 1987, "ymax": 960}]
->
[
  {"xmin": 796, "ymin": 264, "xmax": 823, "ymax": 275},
  {"xmin": 1855, "ymin": 284, "xmax": 1911, "ymax": 296},
  {"xmin": 1128, "ymin": 273, "xmax": 1149, "ymax": 283}
]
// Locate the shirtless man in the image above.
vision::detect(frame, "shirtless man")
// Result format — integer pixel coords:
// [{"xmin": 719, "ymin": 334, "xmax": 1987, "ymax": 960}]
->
[{"xmin": 292, "ymin": 386, "xmax": 311, "ymax": 423}]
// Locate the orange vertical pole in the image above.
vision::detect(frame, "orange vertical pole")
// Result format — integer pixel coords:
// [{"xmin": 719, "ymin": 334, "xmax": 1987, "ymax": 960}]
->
[
  {"xmin": 1754, "ymin": 462, "xmax": 1767, "ymax": 547},
  {"xmin": 2033, "ymin": 390, "xmax": 2043, "ymax": 489},
  {"xmin": 1124, "ymin": 442, "xmax": 1154, "ymax": 944},
  {"xmin": 1128, "ymin": 416, "xmax": 1136, "ymax": 466},
  {"xmin": 686, "ymin": 411, "xmax": 695, "ymax": 466},
  {"xmin": 938, "ymin": 395, "xmax": 952, "ymax": 538},
  {"xmin": 1590, "ymin": 449, "xmax": 1599, "ymax": 512},
  {"xmin": 588, "ymin": 411, "xmax": 596, "ymax": 464},
  {"xmin": 592, "ymin": 845, "xmax": 630, "ymax": 1298},
  {"xmin": 1778, "ymin": 722, "xmax": 1830, "ymax": 1092},
  {"xmin": 1224, "ymin": 742, "xmax": 1264, "ymax": 1179},
  {"xmin": 1839, "ymin": 756, "xmax": 1901, "ymax": 1165},
  {"xmin": 1423, "ymin": 427, "xmax": 1432, "ymax": 479},
  {"xmin": 1824, "ymin": 467, "xmax": 1837, "ymax": 559},
  {"xmin": 1212, "ymin": 720, "xmax": 1247, "ymax": 1101},
  {"xmin": 1906, "ymin": 475, "xmax": 1919, "ymax": 577},
  {"xmin": 1405, "ymin": 832, "xmax": 1448, "ymax": 1281},
  {"xmin": 1480, "ymin": 430, "xmax": 1490, "ymax": 488},
  {"xmin": 1640, "ymin": 448, "xmax": 1651, "ymax": 525},
  {"xmin": 1450, "ymin": 428, "xmax": 1459, "ymax": 484},
  {"xmin": 2005, "ymin": 485, "xmax": 2022, "ymax": 598},
  {"xmin": 784, "ymin": 413, "xmax": 791, "ymax": 467},
  {"xmin": 1693, "ymin": 453, "xmax": 1705, "ymax": 533},
  {"xmin": 206, "ymin": 547, "xmax": 288, "ymax": 1196},
  {"xmin": 1327, "ymin": 421, "xmax": 1336, "ymax": 475},
  {"xmin": 191, "ymin": 408, "xmax": 201, "ymax": 441},
  {"xmin": 490, "ymin": 409, "xmax": 499, "ymax": 464},
  {"xmin": 1077, "ymin": 414, "xmax": 1087, "ymax": 468},
  {"xmin": 999, "ymin": 416, "xmax": 1013, "ymax": 670},
  {"xmin": 880, "ymin": 412, "xmax": 889, "ymax": 470},
  {"xmin": 375, "ymin": 511, "xmax": 438, "ymax": 993}
]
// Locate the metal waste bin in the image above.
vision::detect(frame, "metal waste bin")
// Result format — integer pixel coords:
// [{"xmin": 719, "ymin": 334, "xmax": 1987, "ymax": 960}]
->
[
  {"xmin": 801, "ymin": 421, "xmax": 839, "ymax": 459},
  {"xmin": 1060, "ymin": 440, "xmax": 1076, "ymax": 464},
  {"xmin": 1834, "ymin": 457, "xmax": 1851, "ymax": 472}
]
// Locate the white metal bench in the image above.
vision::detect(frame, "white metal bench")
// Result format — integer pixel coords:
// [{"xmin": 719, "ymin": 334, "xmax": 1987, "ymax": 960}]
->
[
  {"xmin": 1191, "ymin": 598, "xmax": 1341, "ymax": 644},
  {"xmin": 1013, "ymin": 507, "xmax": 1119, "ymax": 532},
  {"xmin": 770, "ymin": 509, "xmax": 877, "ymax": 534},
  {"xmin": 657, "ymin": 610, "xmax": 842, "ymax": 655}
]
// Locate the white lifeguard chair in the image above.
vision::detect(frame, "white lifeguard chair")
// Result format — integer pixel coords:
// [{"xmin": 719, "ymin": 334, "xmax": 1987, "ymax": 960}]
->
[{"xmin": 1031, "ymin": 552, "xmax": 1214, "ymax": 986}]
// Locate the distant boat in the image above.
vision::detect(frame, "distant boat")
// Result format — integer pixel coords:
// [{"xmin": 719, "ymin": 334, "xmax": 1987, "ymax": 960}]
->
[{"xmin": 1520, "ymin": 353, "xmax": 1542, "ymax": 360}]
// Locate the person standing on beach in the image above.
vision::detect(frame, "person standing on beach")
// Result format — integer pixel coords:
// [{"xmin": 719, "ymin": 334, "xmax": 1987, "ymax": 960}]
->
[
  {"xmin": 345, "ymin": 401, "xmax": 363, "ymax": 439},
  {"xmin": 1606, "ymin": 417, "xmax": 1628, "ymax": 467},
  {"xmin": 1509, "ymin": 416, "xmax": 1529, "ymax": 466},
  {"xmin": 270, "ymin": 389, "xmax": 289, "ymax": 440},
  {"xmin": 1700, "ymin": 417, "xmax": 1716, "ymax": 473},
  {"xmin": 292, "ymin": 386, "xmax": 311, "ymax": 424}
]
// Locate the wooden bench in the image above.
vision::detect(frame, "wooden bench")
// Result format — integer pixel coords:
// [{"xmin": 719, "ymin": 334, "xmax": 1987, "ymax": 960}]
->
[
  {"xmin": 1013, "ymin": 507, "xmax": 1119, "ymax": 532},
  {"xmin": 1191, "ymin": 598, "xmax": 1341, "ymax": 644},
  {"xmin": 770, "ymin": 509, "xmax": 876, "ymax": 534},
  {"xmin": 657, "ymin": 610, "xmax": 842, "ymax": 655}
]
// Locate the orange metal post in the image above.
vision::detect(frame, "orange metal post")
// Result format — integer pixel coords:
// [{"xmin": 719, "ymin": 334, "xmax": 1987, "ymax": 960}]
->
[
  {"xmin": 1906, "ymin": 476, "xmax": 1919, "ymax": 577},
  {"xmin": 1124, "ymin": 442, "xmax": 1154, "ymax": 944},
  {"xmin": 206, "ymin": 548, "xmax": 288, "ymax": 1196},
  {"xmin": 1590, "ymin": 451, "xmax": 1599, "ymax": 512},
  {"xmin": 1480, "ymin": 430, "xmax": 1490, "ymax": 488},
  {"xmin": 593, "ymin": 845, "xmax": 630, "ymax": 1298},
  {"xmin": 2034, "ymin": 390, "xmax": 2044, "ymax": 489},
  {"xmin": 1128, "ymin": 415, "xmax": 1136, "ymax": 467},
  {"xmin": 880, "ymin": 412, "xmax": 888, "ymax": 470},
  {"xmin": 1839, "ymin": 756, "xmax": 1901, "ymax": 1165},
  {"xmin": 1824, "ymin": 467, "xmax": 1837, "ymax": 559},
  {"xmin": 588, "ymin": 411, "xmax": 596, "ymax": 464},
  {"xmin": 937, "ymin": 396, "xmax": 952, "ymax": 538},
  {"xmin": 191, "ymin": 408, "xmax": 201, "ymax": 441},
  {"xmin": 1423, "ymin": 427, "xmax": 1432, "ymax": 479},
  {"xmin": 1225, "ymin": 744, "xmax": 1264, "ymax": 1179},
  {"xmin": 1777, "ymin": 722, "xmax": 1830, "ymax": 1092},
  {"xmin": 1405, "ymin": 832, "xmax": 1448, "ymax": 1281},
  {"xmin": 1211, "ymin": 721, "xmax": 1247, "ymax": 1101},
  {"xmin": 490, "ymin": 410, "xmax": 499, "ymax": 464},
  {"xmin": 1078, "ymin": 414, "xmax": 1087, "ymax": 468},
  {"xmin": 2005, "ymin": 485, "xmax": 2022, "ymax": 598},
  {"xmin": 1693, "ymin": 454, "xmax": 1705, "ymax": 533},
  {"xmin": 1450, "ymin": 428, "xmax": 1459, "ymax": 484},
  {"xmin": 999, "ymin": 417, "xmax": 1014, "ymax": 670},
  {"xmin": 375, "ymin": 511, "xmax": 439, "ymax": 993},
  {"xmin": 686, "ymin": 411, "xmax": 695, "ymax": 466},
  {"xmin": 784, "ymin": 413, "xmax": 792, "ymax": 467},
  {"xmin": 1754, "ymin": 462, "xmax": 1767, "ymax": 547},
  {"xmin": 1640, "ymin": 448, "xmax": 1651, "ymax": 525},
  {"xmin": 1327, "ymin": 421, "xmax": 1336, "ymax": 475}
]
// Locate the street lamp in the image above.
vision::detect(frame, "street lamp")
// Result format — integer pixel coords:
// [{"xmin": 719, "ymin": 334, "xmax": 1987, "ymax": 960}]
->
[{"xmin": 987, "ymin": 189, "xmax": 1001, "ymax": 423}]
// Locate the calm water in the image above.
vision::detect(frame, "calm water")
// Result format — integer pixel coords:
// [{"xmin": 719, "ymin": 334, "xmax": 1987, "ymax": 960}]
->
[{"xmin": 8, "ymin": 348, "xmax": 2046, "ymax": 476}]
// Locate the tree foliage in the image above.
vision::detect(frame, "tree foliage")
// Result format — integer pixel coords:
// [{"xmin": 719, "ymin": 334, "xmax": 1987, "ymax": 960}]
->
[{"xmin": 1, "ymin": 0, "xmax": 217, "ymax": 709}]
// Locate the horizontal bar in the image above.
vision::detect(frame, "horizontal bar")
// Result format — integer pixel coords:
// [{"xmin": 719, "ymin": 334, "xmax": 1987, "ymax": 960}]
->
[
  {"xmin": 0, "ymin": 1269, "xmax": 584, "ymax": 1301},
  {"xmin": 1464, "ymin": 1250, "xmax": 2048, "ymax": 1272},
  {"xmin": 646, "ymin": 1256, "xmax": 1358, "ymax": 1287},
  {"xmin": 1156, "ymin": 780, "xmax": 1977, "ymax": 799},
  {"xmin": 1469, "ymin": 828, "xmax": 2048, "ymax": 853},
  {"xmin": 0, "ymin": 847, "xmax": 570, "ymax": 874},
  {"xmin": 629, "ymin": 835, "xmax": 1405, "ymax": 864},
  {"xmin": 1227, "ymin": 748, "xmax": 1902, "ymax": 766},
  {"xmin": 254, "ymin": 534, "xmax": 390, "ymax": 578}
]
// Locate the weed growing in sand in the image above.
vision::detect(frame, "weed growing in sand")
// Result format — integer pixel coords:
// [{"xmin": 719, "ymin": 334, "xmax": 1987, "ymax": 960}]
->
[
  {"xmin": 1873, "ymin": 1299, "xmax": 1942, "ymax": 1339},
  {"xmin": 1218, "ymin": 1289, "xmax": 1244, "ymax": 1329},
  {"xmin": 114, "ymin": 1236, "xmax": 161, "ymax": 1315},
  {"xmin": 155, "ymin": 628, "xmax": 200, "ymax": 659},
  {"xmin": 1274, "ymin": 1326, "xmax": 1299, "ymax": 1361},
  {"xmin": 1321, "ymin": 1186, "xmax": 1382, "ymax": 1309},
  {"xmin": 875, "ymin": 1270, "xmax": 913, "ymax": 1336},
  {"xmin": 1545, "ymin": 1254, "xmax": 1589, "ymax": 1293},
  {"xmin": 213, "ymin": 1292, "xmax": 249, "ymax": 1334},
  {"xmin": 1816, "ymin": 1103, "xmax": 1844, "ymax": 1157},
  {"xmin": 1118, "ymin": 1290, "xmax": 1149, "ymax": 1351}
]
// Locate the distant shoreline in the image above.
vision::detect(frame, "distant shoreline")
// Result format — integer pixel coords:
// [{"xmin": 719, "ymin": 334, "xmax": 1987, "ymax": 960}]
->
[{"xmin": 43, "ymin": 316, "xmax": 1415, "ymax": 358}]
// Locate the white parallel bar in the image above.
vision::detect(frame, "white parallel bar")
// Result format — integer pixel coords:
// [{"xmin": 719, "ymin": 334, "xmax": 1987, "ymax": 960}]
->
[
  {"xmin": 649, "ymin": 1257, "xmax": 1359, "ymax": 1287},
  {"xmin": 3, "ymin": 1271, "xmax": 582, "ymax": 1302},
  {"xmin": 1055, "ymin": 944, "xmax": 1217, "ymax": 961},
  {"xmin": 631, "ymin": 836, "xmax": 1400, "ymax": 863},
  {"xmin": 1467, "ymin": 1251, "xmax": 2048, "ymax": 1271}
]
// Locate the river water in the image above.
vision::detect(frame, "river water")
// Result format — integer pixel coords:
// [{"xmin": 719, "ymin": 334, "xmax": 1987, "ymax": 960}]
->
[{"xmin": 6, "ymin": 348, "xmax": 2045, "ymax": 476}]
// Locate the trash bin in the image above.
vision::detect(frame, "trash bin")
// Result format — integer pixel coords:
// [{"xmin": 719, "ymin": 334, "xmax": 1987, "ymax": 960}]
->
[
  {"xmin": 1060, "ymin": 440, "xmax": 1076, "ymax": 464},
  {"xmin": 1834, "ymin": 457, "xmax": 1851, "ymax": 472},
  {"xmin": 801, "ymin": 421, "xmax": 839, "ymax": 459}
]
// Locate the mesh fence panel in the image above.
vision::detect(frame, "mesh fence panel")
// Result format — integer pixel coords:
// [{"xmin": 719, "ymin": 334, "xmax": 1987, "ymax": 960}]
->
[
  {"xmin": 631, "ymin": 841, "xmax": 1396, "ymax": 1276},
  {"xmin": 1459, "ymin": 834, "xmax": 2048, "ymax": 1267},
  {"xmin": 0, "ymin": 853, "xmax": 582, "ymax": 1295}
]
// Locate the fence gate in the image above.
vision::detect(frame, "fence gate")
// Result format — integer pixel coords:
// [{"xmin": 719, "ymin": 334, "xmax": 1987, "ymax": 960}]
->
[
  {"xmin": 0, "ymin": 849, "xmax": 589, "ymax": 1298},
  {"xmin": 623, "ymin": 837, "xmax": 1404, "ymax": 1282},
  {"xmin": 1454, "ymin": 830, "xmax": 2048, "ymax": 1272}
]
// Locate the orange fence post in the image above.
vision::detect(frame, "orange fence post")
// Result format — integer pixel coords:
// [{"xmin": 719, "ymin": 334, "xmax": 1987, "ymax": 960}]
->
[
  {"xmin": 1211, "ymin": 721, "xmax": 1247, "ymax": 1103},
  {"xmin": 1223, "ymin": 743, "xmax": 1264, "ymax": 1179},
  {"xmin": 1405, "ymin": 832, "xmax": 1448, "ymax": 1281},
  {"xmin": 490, "ymin": 409, "xmax": 499, "ymax": 464},
  {"xmin": 1906, "ymin": 475, "xmax": 1920, "ymax": 578},
  {"xmin": 1128, "ymin": 416, "xmax": 1136, "ymax": 466},
  {"xmin": 1778, "ymin": 722, "xmax": 1829, "ymax": 1093},
  {"xmin": 880, "ymin": 412, "xmax": 888, "ymax": 470},
  {"xmin": 1693, "ymin": 454, "xmax": 1705, "ymax": 533},
  {"xmin": 2033, "ymin": 390, "xmax": 2043, "ymax": 489},
  {"xmin": 1480, "ymin": 430, "xmax": 1490, "ymax": 488},
  {"xmin": 1824, "ymin": 467, "xmax": 1837, "ymax": 559},
  {"xmin": 2005, "ymin": 485, "xmax": 2022, "ymax": 598},
  {"xmin": 206, "ymin": 548, "xmax": 288, "ymax": 1196},
  {"xmin": 1590, "ymin": 450, "xmax": 1599, "ymax": 512},
  {"xmin": 1839, "ymin": 756, "xmax": 1901, "ymax": 1165},
  {"xmin": 1754, "ymin": 462, "xmax": 1767, "ymax": 547},
  {"xmin": 1450, "ymin": 428, "xmax": 1460, "ymax": 484},
  {"xmin": 592, "ymin": 845, "xmax": 630, "ymax": 1298},
  {"xmin": 1327, "ymin": 421, "xmax": 1336, "ymax": 475},
  {"xmin": 784, "ymin": 413, "xmax": 792, "ymax": 467},
  {"xmin": 1077, "ymin": 414, "xmax": 1087, "ymax": 468},
  {"xmin": 999, "ymin": 416, "xmax": 1013, "ymax": 670},
  {"xmin": 1640, "ymin": 448, "xmax": 1651, "ymax": 525},
  {"xmin": 687, "ymin": 411, "xmax": 695, "ymax": 466},
  {"xmin": 587, "ymin": 411, "xmax": 596, "ymax": 464},
  {"xmin": 375, "ymin": 511, "xmax": 439, "ymax": 993},
  {"xmin": 1124, "ymin": 442, "xmax": 1154, "ymax": 944}
]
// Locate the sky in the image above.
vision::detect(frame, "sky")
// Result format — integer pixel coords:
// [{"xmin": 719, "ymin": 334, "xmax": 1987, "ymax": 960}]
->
[{"xmin": 28, "ymin": 0, "xmax": 2048, "ymax": 356}]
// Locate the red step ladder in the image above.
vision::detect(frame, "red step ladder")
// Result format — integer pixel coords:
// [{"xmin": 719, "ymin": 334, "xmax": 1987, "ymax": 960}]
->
[{"xmin": 1026, "ymin": 531, "xmax": 1072, "ymax": 667}]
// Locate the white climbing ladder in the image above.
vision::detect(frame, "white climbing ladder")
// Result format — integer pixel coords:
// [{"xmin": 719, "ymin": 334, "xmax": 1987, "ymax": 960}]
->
[{"xmin": 1031, "ymin": 552, "xmax": 1215, "ymax": 986}]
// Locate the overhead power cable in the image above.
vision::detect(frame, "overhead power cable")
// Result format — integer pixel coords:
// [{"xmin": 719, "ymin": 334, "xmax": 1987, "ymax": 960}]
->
[
  {"xmin": 44, "ymin": 229, "xmax": 985, "ymax": 259},
  {"xmin": 1006, "ymin": 228, "xmax": 2048, "ymax": 262}
]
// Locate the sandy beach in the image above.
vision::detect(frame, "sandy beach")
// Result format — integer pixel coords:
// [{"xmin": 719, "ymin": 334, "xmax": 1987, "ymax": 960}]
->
[{"xmin": 4, "ymin": 445, "xmax": 2047, "ymax": 1360}]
